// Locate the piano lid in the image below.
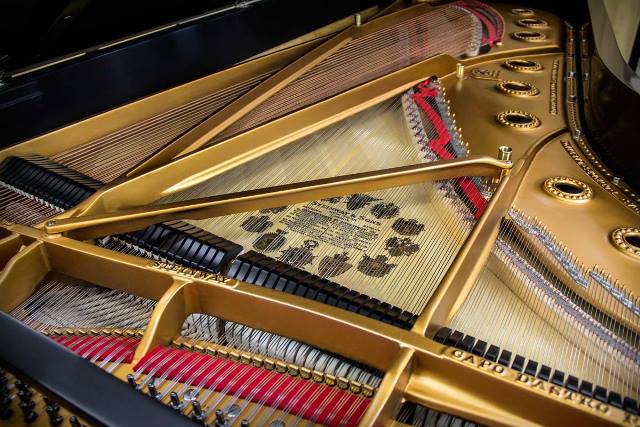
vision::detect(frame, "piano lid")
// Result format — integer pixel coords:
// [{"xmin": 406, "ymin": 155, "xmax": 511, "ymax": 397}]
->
[{"xmin": 0, "ymin": 0, "xmax": 390, "ymax": 147}]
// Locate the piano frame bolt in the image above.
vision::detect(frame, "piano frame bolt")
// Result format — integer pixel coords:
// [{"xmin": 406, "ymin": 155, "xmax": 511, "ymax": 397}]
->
[
  {"xmin": 69, "ymin": 415, "xmax": 86, "ymax": 427},
  {"xmin": 498, "ymin": 146, "xmax": 513, "ymax": 163},
  {"xmin": 215, "ymin": 408, "xmax": 227, "ymax": 426},
  {"xmin": 354, "ymin": 13, "xmax": 362, "ymax": 27},
  {"xmin": 192, "ymin": 400, "xmax": 206, "ymax": 423},
  {"xmin": 170, "ymin": 392, "xmax": 184, "ymax": 411},
  {"xmin": 456, "ymin": 63, "xmax": 465, "ymax": 79},
  {"xmin": 126, "ymin": 374, "xmax": 137, "ymax": 388}
]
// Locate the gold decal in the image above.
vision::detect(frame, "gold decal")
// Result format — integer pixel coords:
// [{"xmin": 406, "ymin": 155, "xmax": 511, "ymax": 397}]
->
[
  {"xmin": 549, "ymin": 59, "xmax": 559, "ymax": 114},
  {"xmin": 470, "ymin": 68, "xmax": 501, "ymax": 81},
  {"xmin": 150, "ymin": 261, "xmax": 225, "ymax": 282},
  {"xmin": 448, "ymin": 349, "xmax": 614, "ymax": 416},
  {"xmin": 561, "ymin": 141, "xmax": 640, "ymax": 215},
  {"xmin": 624, "ymin": 412, "xmax": 640, "ymax": 426}
]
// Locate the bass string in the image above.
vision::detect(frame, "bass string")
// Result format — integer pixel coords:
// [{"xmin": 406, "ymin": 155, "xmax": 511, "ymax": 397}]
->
[
  {"xmin": 162, "ymin": 93, "xmax": 483, "ymax": 314},
  {"xmin": 502, "ymin": 219, "xmax": 640, "ymax": 395},
  {"xmin": 448, "ymin": 218, "xmax": 640, "ymax": 400},
  {"xmin": 211, "ymin": 5, "xmax": 480, "ymax": 144},
  {"xmin": 165, "ymin": 314, "xmax": 376, "ymax": 425},
  {"xmin": 136, "ymin": 331, "xmax": 362, "ymax": 426},
  {"xmin": 0, "ymin": 185, "xmax": 62, "ymax": 226},
  {"xmin": 10, "ymin": 274, "xmax": 155, "ymax": 332},
  {"xmin": 509, "ymin": 211, "xmax": 639, "ymax": 327},
  {"xmin": 51, "ymin": 71, "xmax": 273, "ymax": 183},
  {"xmin": 181, "ymin": 313, "xmax": 381, "ymax": 386}
]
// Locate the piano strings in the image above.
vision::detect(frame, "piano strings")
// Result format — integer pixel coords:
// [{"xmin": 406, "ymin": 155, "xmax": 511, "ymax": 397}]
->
[
  {"xmin": 158, "ymin": 81, "xmax": 487, "ymax": 315},
  {"xmin": 445, "ymin": 210, "xmax": 640, "ymax": 403}
]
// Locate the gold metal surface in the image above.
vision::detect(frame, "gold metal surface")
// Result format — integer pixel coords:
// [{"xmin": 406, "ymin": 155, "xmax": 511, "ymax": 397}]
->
[
  {"xmin": 0, "ymin": 224, "xmax": 633, "ymax": 426},
  {"xmin": 60, "ymin": 2, "xmax": 564, "ymax": 217},
  {"xmin": 516, "ymin": 18, "xmax": 549, "ymax": 28},
  {"xmin": 512, "ymin": 139, "xmax": 640, "ymax": 299},
  {"xmin": 495, "ymin": 110, "xmax": 541, "ymax": 128},
  {"xmin": 502, "ymin": 58, "xmax": 543, "ymax": 72},
  {"xmin": 0, "ymin": 40, "xmax": 324, "ymax": 164},
  {"xmin": 1, "ymin": 3, "xmax": 638, "ymax": 426},
  {"xmin": 124, "ymin": 2, "xmax": 439, "ymax": 176},
  {"xmin": 511, "ymin": 31, "xmax": 548, "ymax": 42},
  {"xmin": 496, "ymin": 80, "xmax": 540, "ymax": 96},
  {"xmin": 66, "ymin": 53, "xmax": 461, "ymax": 215},
  {"xmin": 510, "ymin": 8, "xmax": 535, "ymax": 16},
  {"xmin": 542, "ymin": 176, "xmax": 594, "ymax": 202},
  {"xmin": 610, "ymin": 227, "xmax": 640, "ymax": 259},
  {"xmin": 413, "ymin": 130, "xmax": 564, "ymax": 336},
  {"xmin": 46, "ymin": 155, "xmax": 510, "ymax": 239}
]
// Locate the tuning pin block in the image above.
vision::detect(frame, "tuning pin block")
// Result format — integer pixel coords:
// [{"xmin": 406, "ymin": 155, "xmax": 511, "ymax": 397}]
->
[
  {"xmin": 69, "ymin": 415, "xmax": 87, "ymax": 427},
  {"xmin": 192, "ymin": 400, "xmax": 206, "ymax": 423},
  {"xmin": 46, "ymin": 404, "xmax": 64, "ymax": 426},
  {"xmin": 169, "ymin": 392, "xmax": 184, "ymax": 412},
  {"xmin": 126, "ymin": 374, "xmax": 137, "ymax": 388},
  {"xmin": 215, "ymin": 408, "xmax": 227, "ymax": 426},
  {"xmin": 147, "ymin": 380, "xmax": 160, "ymax": 399},
  {"xmin": 0, "ymin": 378, "xmax": 12, "ymax": 421}
]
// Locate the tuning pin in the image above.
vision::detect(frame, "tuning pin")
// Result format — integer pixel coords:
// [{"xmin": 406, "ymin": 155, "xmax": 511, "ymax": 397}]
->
[
  {"xmin": 126, "ymin": 374, "xmax": 137, "ymax": 388},
  {"xmin": 0, "ymin": 405, "xmax": 12, "ymax": 420},
  {"xmin": 14, "ymin": 379, "xmax": 28, "ymax": 391},
  {"xmin": 0, "ymin": 381, "xmax": 12, "ymax": 421},
  {"xmin": 215, "ymin": 408, "xmax": 227, "ymax": 426},
  {"xmin": 69, "ymin": 415, "xmax": 86, "ymax": 427},
  {"xmin": 19, "ymin": 398, "xmax": 37, "ymax": 424},
  {"xmin": 169, "ymin": 392, "xmax": 184, "ymax": 412},
  {"xmin": 240, "ymin": 420, "xmax": 250, "ymax": 427},
  {"xmin": 192, "ymin": 400, "xmax": 205, "ymax": 423},
  {"xmin": 147, "ymin": 379, "xmax": 159, "ymax": 399},
  {"xmin": 46, "ymin": 405, "xmax": 64, "ymax": 426},
  {"xmin": 18, "ymin": 389, "xmax": 33, "ymax": 402}
]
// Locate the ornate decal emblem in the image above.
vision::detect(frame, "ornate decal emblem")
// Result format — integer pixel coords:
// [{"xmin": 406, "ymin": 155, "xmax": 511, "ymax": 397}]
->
[
  {"xmin": 259, "ymin": 206, "xmax": 287, "ymax": 214},
  {"xmin": 385, "ymin": 237, "xmax": 420, "ymax": 257},
  {"xmin": 357, "ymin": 255, "xmax": 396, "ymax": 278},
  {"xmin": 370, "ymin": 203, "xmax": 400, "ymax": 219},
  {"xmin": 253, "ymin": 229, "xmax": 288, "ymax": 252},
  {"xmin": 321, "ymin": 196, "xmax": 343, "ymax": 204},
  {"xmin": 241, "ymin": 215, "xmax": 273, "ymax": 233},
  {"xmin": 278, "ymin": 240, "xmax": 319, "ymax": 268},
  {"xmin": 470, "ymin": 68, "xmax": 501, "ymax": 81},
  {"xmin": 345, "ymin": 194, "xmax": 381, "ymax": 210},
  {"xmin": 392, "ymin": 218, "xmax": 425, "ymax": 236},
  {"xmin": 318, "ymin": 252, "xmax": 353, "ymax": 278}
]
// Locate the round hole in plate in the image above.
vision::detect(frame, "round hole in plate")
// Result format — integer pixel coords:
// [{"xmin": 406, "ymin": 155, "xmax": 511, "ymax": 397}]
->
[
  {"xmin": 611, "ymin": 228, "xmax": 640, "ymax": 258},
  {"xmin": 503, "ymin": 59, "xmax": 543, "ymax": 72},
  {"xmin": 512, "ymin": 31, "xmax": 547, "ymax": 42},
  {"xmin": 542, "ymin": 177, "xmax": 593, "ymax": 202},
  {"xmin": 507, "ymin": 113, "xmax": 532, "ymax": 124},
  {"xmin": 511, "ymin": 8, "xmax": 535, "ymax": 15},
  {"xmin": 555, "ymin": 182, "xmax": 583, "ymax": 194},
  {"xmin": 497, "ymin": 80, "xmax": 540, "ymax": 96},
  {"xmin": 496, "ymin": 111, "xmax": 541, "ymax": 128},
  {"xmin": 517, "ymin": 18, "xmax": 548, "ymax": 28},
  {"xmin": 625, "ymin": 234, "xmax": 640, "ymax": 249}
]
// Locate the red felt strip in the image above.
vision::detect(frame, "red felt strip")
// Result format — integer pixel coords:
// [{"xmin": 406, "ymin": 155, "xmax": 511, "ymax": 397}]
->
[
  {"xmin": 412, "ymin": 85, "xmax": 453, "ymax": 160},
  {"xmin": 458, "ymin": 177, "xmax": 488, "ymax": 219},
  {"xmin": 459, "ymin": 1, "xmax": 500, "ymax": 46},
  {"xmin": 51, "ymin": 335, "xmax": 138, "ymax": 364},
  {"xmin": 411, "ymin": 83, "xmax": 488, "ymax": 219},
  {"xmin": 134, "ymin": 347, "xmax": 369, "ymax": 426}
]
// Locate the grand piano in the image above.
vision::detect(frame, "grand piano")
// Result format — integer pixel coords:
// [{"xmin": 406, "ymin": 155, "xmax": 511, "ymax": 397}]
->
[{"xmin": 0, "ymin": 1, "xmax": 639, "ymax": 426}]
